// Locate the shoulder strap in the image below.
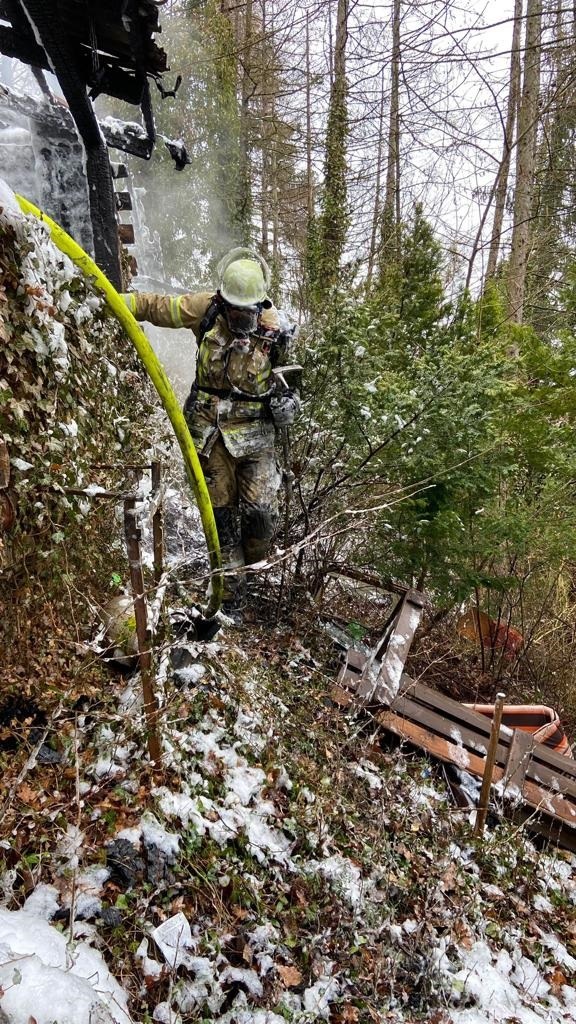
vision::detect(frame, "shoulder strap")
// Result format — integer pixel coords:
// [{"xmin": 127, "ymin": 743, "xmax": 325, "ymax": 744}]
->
[{"xmin": 197, "ymin": 294, "xmax": 223, "ymax": 344}]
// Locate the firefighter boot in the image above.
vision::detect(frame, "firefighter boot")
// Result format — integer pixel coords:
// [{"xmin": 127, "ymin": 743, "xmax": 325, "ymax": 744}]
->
[{"xmin": 213, "ymin": 506, "xmax": 246, "ymax": 623}]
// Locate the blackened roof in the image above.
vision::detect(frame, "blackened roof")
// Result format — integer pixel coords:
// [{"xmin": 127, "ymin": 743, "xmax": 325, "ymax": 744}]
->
[{"xmin": 0, "ymin": 0, "xmax": 168, "ymax": 106}]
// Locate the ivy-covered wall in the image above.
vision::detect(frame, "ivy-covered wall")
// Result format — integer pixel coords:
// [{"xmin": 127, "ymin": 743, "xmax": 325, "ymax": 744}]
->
[{"xmin": 0, "ymin": 182, "xmax": 158, "ymax": 578}]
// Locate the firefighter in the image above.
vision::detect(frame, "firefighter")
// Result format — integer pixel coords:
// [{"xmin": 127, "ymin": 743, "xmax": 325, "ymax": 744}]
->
[{"xmin": 123, "ymin": 248, "xmax": 299, "ymax": 617}]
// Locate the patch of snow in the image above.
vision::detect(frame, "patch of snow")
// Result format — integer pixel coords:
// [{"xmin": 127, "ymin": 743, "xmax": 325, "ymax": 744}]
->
[
  {"xmin": 300, "ymin": 786, "xmax": 316, "ymax": 804},
  {"xmin": 352, "ymin": 761, "xmax": 383, "ymax": 790},
  {"xmin": 173, "ymin": 663, "xmax": 206, "ymax": 685},
  {"xmin": 452, "ymin": 768, "xmax": 481, "ymax": 804},
  {"xmin": 71, "ymin": 865, "xmax": 110, "ymax": 920},
  {"xmin": 537, "ymin": 929, "xmax": 576, "ymax": 972},
  {"xmin": 225, "ymin": 765, "xmax": 266, "ymax": 806},
  {"xmin": 10, "ymin": 457, "xmax": 33, "ymax": 472},
  {"xmin": 0, "ymin": 907, "xmax": 132, "ymax": 1024},
  {"xmin": 247, "ymin": 923, "xmax": 279, "ymax": 953},
  {"xmin": 310, "ymin": 854, "xmax": 366, "ymax": 910},
  {"xmin": 141, "ymin": 812, "xmax": 180, "ymax": 862},
  {"xmin": 0, "ymin": 178, "xmax": 23, "ymax": 223},
  {"xmin": 303, "ymin": 975, "xmax": 340, "ymax": 1019},
  {"xmin": 220, "ymin": 966, "xmax": 263, "ymax": 997},
  {"xmin": 173, "ymin": 956, "xmax": 225, "ymax": 1015},
  {"xmin": 213, "ymin": 995, "xmax": 288, "ymax": 1024},
  {"xmin": 276, "ymin": 767, "xmax": 292, "ymax": 790},
  {"xmin": 233, "ymin": 707, "xmax": 266, "ymax": 751},
  {"xmin": 136, "ymin": 937, "xmax": 164, "ymax": 980},
  {"xmin": 533, "ymin": 893, "xmax": 554, "ymax": 914},
  {"xmin": 191, "ymin": 722, "xmax": 241, "ymax": 768},
  {"xmin": 22, "ymin": 884, "xmax": 60, "ymax": 920},
  {"xmin": 153, "ymin": 1002, "xmax": 182, "ymax": 1024},
  {"xmin": 436, "ymin": 938, "xmax": 574, "ymax": 1024},
  {"xmin": 243, "ymin": 812, "xmax": 292, "ymax": 864},
  {"xmin": 84, "ymin": 483, "xmax": 108, "ymax": 496},
  {"xmin": 55, "ymin": 823, "xmax": 84, "ymax": 871}
]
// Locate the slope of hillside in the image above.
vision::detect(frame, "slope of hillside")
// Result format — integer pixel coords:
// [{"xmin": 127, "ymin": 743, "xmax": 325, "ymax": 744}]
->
[
  {"xmin": 1, "ymin": 180, "xmax": 576, "ymax": 1024},
  {"xmin": 1, "ymin": 598, "xmax": 576, "ymax": 1024}
]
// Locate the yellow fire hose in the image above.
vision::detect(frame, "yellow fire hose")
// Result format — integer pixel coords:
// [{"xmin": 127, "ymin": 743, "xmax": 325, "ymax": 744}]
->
[{"xmin": 16, "ymin": 194, "xmax": 223, "ymax": 618}]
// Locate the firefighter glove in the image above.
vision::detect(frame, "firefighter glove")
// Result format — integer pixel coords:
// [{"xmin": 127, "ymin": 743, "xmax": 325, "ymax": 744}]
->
[{"xmin": 269, "ymin": 391, "xmax": 300, "ymax": 427}]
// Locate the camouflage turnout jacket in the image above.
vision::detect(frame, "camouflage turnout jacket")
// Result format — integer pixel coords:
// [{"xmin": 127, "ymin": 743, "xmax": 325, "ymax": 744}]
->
[{"xmin": 126, "ymin": 291, "xmax": 286, "ymax": 457}]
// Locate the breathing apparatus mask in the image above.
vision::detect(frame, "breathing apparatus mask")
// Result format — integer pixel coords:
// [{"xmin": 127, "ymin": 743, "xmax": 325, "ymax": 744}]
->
[
  {"xmin": 223, "ymin": 302, "xmax": 260, "ymax": 340},
  {"xmin": 216, "ymin": 248, "xmax": 273, "ymax": 350},
  {"xmin": 221, "ymin": 297, "xmax": 273, "ymax": 350}
]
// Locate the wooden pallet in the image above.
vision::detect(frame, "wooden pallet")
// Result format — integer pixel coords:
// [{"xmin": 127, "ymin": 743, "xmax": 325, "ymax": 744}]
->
[{"xmin": 331, "ymin": 593, "xmax": 576, "ymax": 851}]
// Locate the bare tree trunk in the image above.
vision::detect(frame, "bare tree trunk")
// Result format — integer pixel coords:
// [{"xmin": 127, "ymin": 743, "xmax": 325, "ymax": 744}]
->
[
  {"xmin": 508, "ymin": 0, "xmax": 542, "ymax": 323},
  {"xmin": 486, "ymin": 0, "xmax": 523, "ymax": 281},
  {"xmin": 367, "ymin": 70, "xmax": 386, "ymax": 288},
  {"xmin": 260, "ymin": 0, "xmax": 270, "ymax": 256},
  {"xmin": 306, "ymin": 10, "xmax": 314, "ymax": 225},
  {"xmin": 271, "ymin": 85, "xmax": 280, "ymax": 274},
  {"xmin": 378, "ymin": 0, "xmax": 401, "ymax": 279},
  {"xmin": 268, "ymin": 0, "xmax": 279, "ymax": 281},
  {"xmin": 261, "ymin": 152, "xmax": 270, "ymax": 255},
  {"xmin": 238, "ymin": 0, "xmax": 254, "ymax": 242},
  {"xmin": 312, "ymin": 0, "xmax": 349, "ymax": 300},
  {"xmin": 328, "ymin": 0, "xmax": 334, "ymax": 87},
  {"xmin": 523, "ymin": 5, "xmax": 575, "ymax": 334}
]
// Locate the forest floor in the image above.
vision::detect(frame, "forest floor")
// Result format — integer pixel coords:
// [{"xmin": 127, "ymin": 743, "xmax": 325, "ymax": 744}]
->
[{"xmin": 1, "ymin": 493, "xmax": 576, "ymax": 1024}]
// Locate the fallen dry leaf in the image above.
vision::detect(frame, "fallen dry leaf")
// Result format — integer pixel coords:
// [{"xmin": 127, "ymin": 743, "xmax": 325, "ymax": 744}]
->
[
  {"xmin": 231, "ymin": 906, "xmax": 249, "ymax": 920},
  {"xmin": 334, "ymin": 1006, "xmax": 360, "ymax": 1023},
  {"xmin": 453, "ymin": 919, "xmax": 474, "ymax": 950},
  {"xmin": 440, "ymin": 862, "xmax": 458, "ymax": 892},
  {"xmin": 546, "ymin": 968, "xmax": 567, "ymax": 996},
  {"xmin": 17, "ymin": 783, "xmax": 40, "ymax": 805},
  {"xmin": 277, "ymin": 964, "xmax": 302, "ymax": 987},
  {"xmin": 290, "ymin": 882, "xmax": 309, "ymax": 907}
]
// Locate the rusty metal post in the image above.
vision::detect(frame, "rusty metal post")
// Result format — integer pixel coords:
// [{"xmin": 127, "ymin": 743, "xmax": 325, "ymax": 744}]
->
[
  {"xmin": 124, "ymin": 497, "xmax": 162, "ymax": 768},
  {"xmin": 474, "ymin": 691, "xmax": 506, "ymax": 837},
  {"xmin": 151, "ymin": 459, "xmax": 164, "ymax": 585}
]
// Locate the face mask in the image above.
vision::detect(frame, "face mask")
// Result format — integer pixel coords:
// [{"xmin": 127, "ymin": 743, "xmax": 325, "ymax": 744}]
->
[{"xmin": 223, "ymin": 303, "xmax": 259, "ymax": 339}]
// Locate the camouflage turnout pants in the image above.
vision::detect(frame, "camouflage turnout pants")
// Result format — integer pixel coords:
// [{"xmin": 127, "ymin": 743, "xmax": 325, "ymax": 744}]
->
[{"xmin": 200, "ymin": 436, "xmax": 282, "ymax": 601}]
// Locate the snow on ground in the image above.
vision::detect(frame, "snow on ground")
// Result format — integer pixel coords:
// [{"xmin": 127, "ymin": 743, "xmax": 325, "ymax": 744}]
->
[
  {"xmin": 2, "ymin": 600, "xmax": 576, "ymax": 1023},
  {"xmin": 0, "ymin": 907, "xmax": 132, "ymax": 1024}
]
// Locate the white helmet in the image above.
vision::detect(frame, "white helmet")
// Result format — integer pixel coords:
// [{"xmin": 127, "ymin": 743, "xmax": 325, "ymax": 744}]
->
[{"xmin": 217, "ymin": 247, "xmax": 271, "ymax": 307}]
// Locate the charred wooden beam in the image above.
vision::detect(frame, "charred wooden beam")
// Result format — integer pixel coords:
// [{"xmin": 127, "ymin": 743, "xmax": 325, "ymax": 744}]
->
[
  {"xmin": 0, "ymin": 25, "xmax": 47, "ymax": 69},
  {"xmin": 0, "ymin": 0, "xmax": 167, "ymax": 79},
  {"xmin": 0, "ymin": 27, "xmax": 152, "ymax": 107},
  {"xmin": 115, "ymin": 192, "xmax": 133, "ymax": 212},
  {"xmin": 101, "ymin": 118, "xmax": 154, "ymax": 160},
  {"xmin": 0, "ymin": 81, "xmax": 75, "ymax": 133},
  {"xmin": 118, "ymin": 224, "xmax": 135, "ymax": 245}
]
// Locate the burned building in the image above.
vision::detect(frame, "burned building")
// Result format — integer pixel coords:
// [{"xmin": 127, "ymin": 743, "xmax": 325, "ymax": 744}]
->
[{"xmin": 0, "ymin": 0, "xmax": 185, "ymax": 287}]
